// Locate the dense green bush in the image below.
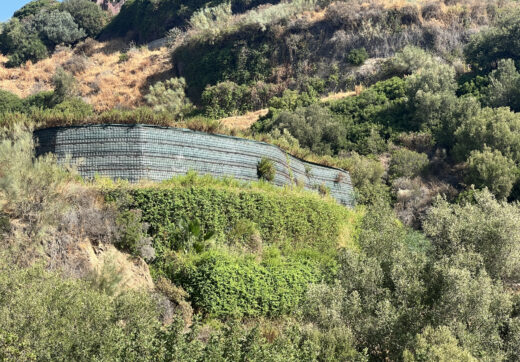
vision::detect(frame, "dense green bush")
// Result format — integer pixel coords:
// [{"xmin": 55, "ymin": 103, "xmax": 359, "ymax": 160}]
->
[
  {"xmin": 403, "ymin": 326, "xmax": 477, "ymax": 361},
  {"xmin": 32, "ymin": 10, "xmax": 86, "ymax": 48},
  {"xmin": 0, "ymin": 19, "xmax": 49, "ymax": 67},
  {"xmin": 0, "ymin": 0, "xmax": 98, "ymax": 67},
  {"xmin": 13, "ymin": 0, "xmax": 59, "ymax": 19},
  {"xmin": 465, "ymin": 148, "xmax": 518, "ymax": 199},
  {"xmin": 60, "ymin": 0, "xmax": 106, "ymax": 37},
  {"xmin": 347, "ymin": 47, "xmax": 368, "ymax": 66},
  {"xmin": 424, "ymin": 189, "xmax": 520, "ymax": 281},
  {"xmin": 51, "ymin": 68, "xmax": 78, "ymax": 104},
  {"xmin": 257, "ymin": 157, "xmax": 276, "ymax": 181},
  {"xmin": 177, "ymin": 250, "xmax": 319, "ymax": 317},
  {"xmin": 482, "ymin": 58, "xmax": 520, "ymax": 112},
  {"xmin": 389, "ymin": 148, "xmax": 429, "ymax": 180},
  {"xmin": 454, "ymin": 107, "xmax": 520, "ymax": 163},
  {"xmin": 465, "ymin": 11, "xmax": 520, "ymax": 72},
  {"xmin": 0, "ymin": 91, "xmax": 25, "ymax": 114},
  {"xmin": 52, "ymin": 97, "xmax": 94, "ymax": 117},
  {"xmin": 105, "ymin": 182, "xmax": 352, "ymax": 255},
  {"xmin": 268, "ymin": 104, "xmax": 345, "ymax": 155},
  {"xmin": 0, "ymin": 263, "xmax": 161, "ymax": 361},
  {"xmin": 201, "ymin": 81, "xmax": 279, "ymax": 118},
  {"xmin": 102, "ymin": 0, "xmax": 280, "ymax": 43},
  {"xmin": 145, "ymin": 78, "xmax": 193, "ymax": 118}
]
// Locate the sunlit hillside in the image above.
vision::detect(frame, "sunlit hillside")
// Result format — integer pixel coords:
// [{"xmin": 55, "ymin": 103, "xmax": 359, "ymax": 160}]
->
[{"xmin": 0, "ymin": 39, "xmax": 171, "ymax": 111}]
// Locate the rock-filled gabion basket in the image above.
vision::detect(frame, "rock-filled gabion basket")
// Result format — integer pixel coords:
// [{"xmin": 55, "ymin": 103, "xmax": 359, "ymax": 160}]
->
[{"xmin": 35, "ymin": 124, "xmax": 355, "ymax": 206}]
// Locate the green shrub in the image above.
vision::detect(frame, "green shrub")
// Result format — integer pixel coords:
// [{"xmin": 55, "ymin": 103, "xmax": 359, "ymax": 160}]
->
[
  {"xmin": 465, "ymin": 12, "xmax": 520, "ymax": 72},
  {"xmin": 104, "ymin": 181, "xmax": 353, "ymax": 254},
  {"xmin": 389, "ymin": 148, "xmax": 429, "ymax": 179},
  {"xmin": 424, "ymin": 189, "xmax": 520, "ymax": 281},
  {"xmin": 0, "ymin": 18, "xmax": 49, "ymax": 67},
  {"xmin": 144, "ymin": 78, "xmax": 193, "ymax": 118},
  {"xmin": 53, "ymin": 97, "xmax": 93, "ymax": 118},
  {"xmin": 24, "ymin": 91, "xmax": 55, "ymax": 109},
  {"xmin": 403, "ymin": 326, "xmax": 477, "ymax": 361},
  {"xmin": 51, "ymin": 67, "xmax": 78, "ymax": 104},
  {"xmin": 0, "ymin": 91, "xmax": 24, "ymax": 114},
  {"xmin": 347, "ymin": 47, "xmax": 368, "ymax": 66},
  {"xmin": 118, "ymin": 52, "xmax": 129, "ymax": 63},
  {"xmin": 264, "ymin": 104, "xmax": 345, "ymax": 155},
  {"xmin": 176, "ymin": 250, "xmax": 320, "ymax": 317},
  {"xmin": 257, "ymin": 157, "xmax": 276, "ymax": 181},
  {"xmin": 201, "ymin": 81, "xmax": 251, "ymax": 118},
  {"xmin": 0, "ymin": 263, "xmax": 161, "ymax": 361},
  {"xmin": 13, "ymin": 0, "xmax": 59, "ymax": 19},
  {"xmin": 115, "ymin": 209, "xmax": 148, "ymax": 255},
  {"xmin": 32, "ymin": 10, "xmax": 86, "ymax": 48},
  {"xmin": 454, "ymin": 107, "xmax": 520, "ymax": 163},
  {"xmin": 60, "ymin": 0, "xmax": 106, "ymax": 37},
  {"xmin": 465, "ymin": 148, "xmax": 518, "ymax": 200},
  {"xmin": 482, "ymin": 59, "xmax": 520, "ymax": 112}
]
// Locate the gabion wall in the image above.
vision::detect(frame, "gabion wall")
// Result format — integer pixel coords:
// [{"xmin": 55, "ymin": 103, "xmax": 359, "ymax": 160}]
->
[{"xmin": 34, "ymin": 124, "xmax": 355, "ymax": 206}]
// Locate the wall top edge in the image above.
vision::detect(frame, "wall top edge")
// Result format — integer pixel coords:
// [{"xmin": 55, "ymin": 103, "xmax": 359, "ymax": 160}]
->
[{"xmin": 34, "ymin": 124, "xmax": 352, "ymax": 176}]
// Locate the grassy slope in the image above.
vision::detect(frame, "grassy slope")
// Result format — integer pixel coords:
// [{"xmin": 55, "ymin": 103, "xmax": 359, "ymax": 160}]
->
[{"xmin": 0, "ymin": 40, "xmax": 172, "ymax": 112}]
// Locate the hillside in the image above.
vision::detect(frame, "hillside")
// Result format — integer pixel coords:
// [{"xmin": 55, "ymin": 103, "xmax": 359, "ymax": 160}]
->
[
  {"xmin": 0, "ymin": 40, "xmax": 171, "ymax": 111},
  {"xmin": 3, "ymin": 0, "xmax": 520, "ymax": 360}
]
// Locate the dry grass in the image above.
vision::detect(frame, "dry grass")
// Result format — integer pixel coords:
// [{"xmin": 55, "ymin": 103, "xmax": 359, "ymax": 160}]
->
[
  {"xmin": 0, "ymin": 40, "xmax": 172, "ymax": 112},
  {"xmin": 219, "ymin": 91, "xmax": 355, "ymax": 130},
  {"xmin": 321, "ymin": 91, "xmax": 356, "ymax": 102},
  {"xmin": 219, "ymin": 109, "xmax": 269, "ymax": 130}
]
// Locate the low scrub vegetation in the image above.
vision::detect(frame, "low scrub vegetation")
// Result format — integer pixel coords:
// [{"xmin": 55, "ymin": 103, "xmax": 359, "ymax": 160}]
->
[{"xmin": 3, "ymin": 0, "xmax": 520, "ymax": 360}]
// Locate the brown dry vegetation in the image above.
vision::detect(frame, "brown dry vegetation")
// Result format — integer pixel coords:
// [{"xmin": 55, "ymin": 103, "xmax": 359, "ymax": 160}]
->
[{"xmin": 0, "ymin": 39, "xmax": 172, "ymax": 112}]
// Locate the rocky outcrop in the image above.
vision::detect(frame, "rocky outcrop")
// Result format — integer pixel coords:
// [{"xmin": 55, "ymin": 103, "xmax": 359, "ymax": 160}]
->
[{"xmin": 93, "ymin": 0, "xmax": 127, "ymax": 15}]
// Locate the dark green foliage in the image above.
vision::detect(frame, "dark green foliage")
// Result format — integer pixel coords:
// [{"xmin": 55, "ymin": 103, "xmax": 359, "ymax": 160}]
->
[
  {"xmin": 267, "ymin": 85, "xmax": 321, "ymax": 111},
  {"xmin": 347, "ymin": 47, "xmax": 368, "ymax": 66},
  {"xmin": 255, "ymin": 77, "xmax": 408, "ymax": 156},
  {"xmin": 403, "ymin": 326, "xmax": 476, "ymax": 361},
  {"xmin": 454, "ymin": 107, "xmax": 520, "ymax": 163},
  {"xmin": 59, "ymin": 0, "xmax": 106, "ymax": 37},
  {"xmin": 482, "ymin": 59, "xmax": 520, "ymax": 112},
  {"xmin": 0, "ymin": 19, "xmax": 49, "ymax": 67},
  {"xmin": 32, "ymin": 10, "xmax": 86, "ymax": 48},
  {"xmin": 424, "ymin": 189, "xmax": 520, "ymax": 281},
  {"xmin": 13, "ymin": 0, "xmax": 59, "ymax": 19},
  {"xmin": 101, "ymin": 0, "xmax": 280, "ymax": 43},
  {"xmin": 465, "ymin": 11, "xmax": 520, "ymax": 72},
  {"xmin": 0, "ymin": 91, "xmax": 25, "ymax": 114},
  {"xmin": 174, "ymin": 32, "xmax": 273, "ymax": 101},
  {"xmin": 24, "ymin": 91, "xmax": 55, "ymax": 109},
  {"xmin": 52, "ymin": 97, "xmax": 94, "ymax": 118},
  {"xmin": 0, "ymin": 263, "xmax": 161, "ymax": 361},
  {"xmin": 115, "ymin": 209, "xmax": 147, "ymax": 255},
  {"xmin": 106, "ymin": 185, "xmax": 350, "ymax": 254},
  {"xmin": 257, "ymin": 157, "xmax": 275, "ymax": 181},
  {"xmin": 51, "ymin": 68, "xmax": 78, "ymax": 104},
  {"xmin": 389, "ymin": 148, "xmax": 429, "ymax": 179},
  {"xmin": 269, "ymin": 104, "xmax": 345, "ymax": 155},
  {"xmin": 1, "ymin": 1, "xmax": 90, "ymax": 67},
  {"xmin": 465, "ymin": 148, "xmax": 518, "ymax": 199},
  {"xmin": 177, "ymin": 250, "xmax": 319, "ymax": 317},
  {"xmin": 201, "ymin": 81, "xmax": 278, "ymax": 118},
  {"xmin": 457, "ymin": 73, "xmax": 489, "ymax": 98},
  {"xmin": 166, "ymin": 218, "xmax": 215, "ymax": 253}
]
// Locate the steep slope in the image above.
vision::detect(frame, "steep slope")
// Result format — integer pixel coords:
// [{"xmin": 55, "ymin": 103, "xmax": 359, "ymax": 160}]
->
[{"xmin": 0, "ymin": 40, "xmax": 171, "ymax": 111}]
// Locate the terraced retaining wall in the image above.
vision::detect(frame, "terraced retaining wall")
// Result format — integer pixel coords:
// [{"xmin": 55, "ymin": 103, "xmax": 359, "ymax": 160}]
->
[{"xmin": 34, "ymin": 124, "xmax": 355, "ymax": 206}]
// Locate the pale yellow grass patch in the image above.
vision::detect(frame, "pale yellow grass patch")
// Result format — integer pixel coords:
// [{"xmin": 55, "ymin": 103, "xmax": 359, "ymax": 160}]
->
[
  {"xmin": 221, "ymin": 91, "xmax": 356, "ymax": 130},
  {"xmin": 220, "ymin": 109, "xmax": 270, "ymax": 130},
  {"xmin": 0, "ymin": 40, "xmax": 172, "ymax": 112}
]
